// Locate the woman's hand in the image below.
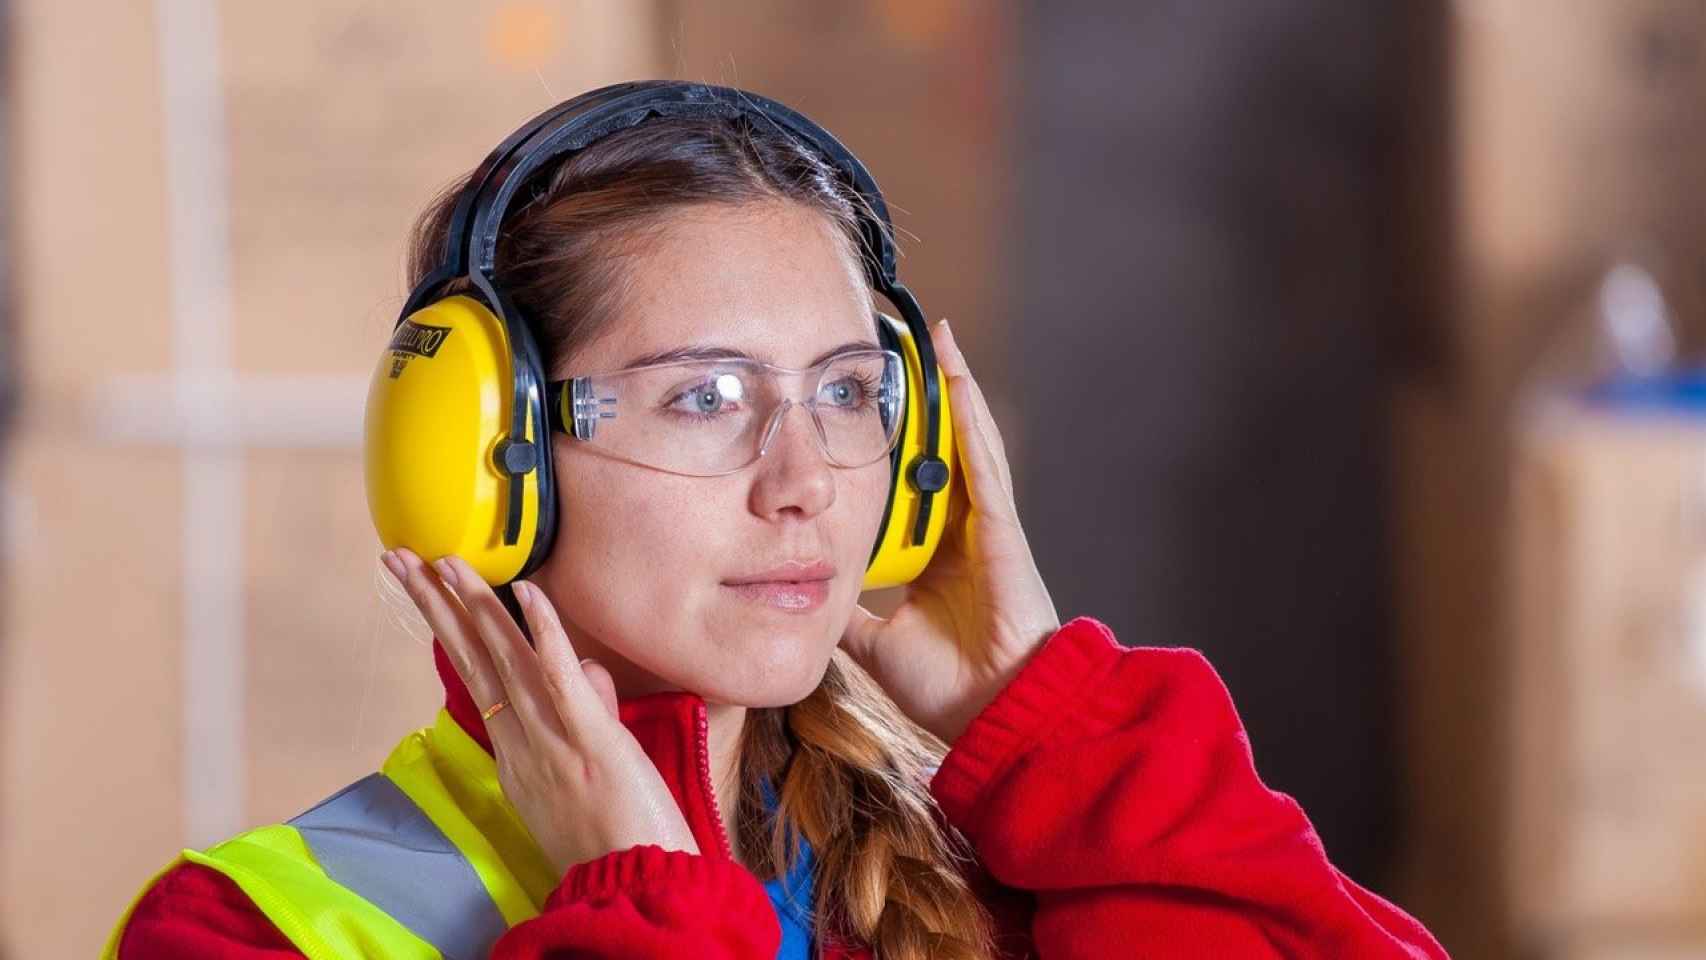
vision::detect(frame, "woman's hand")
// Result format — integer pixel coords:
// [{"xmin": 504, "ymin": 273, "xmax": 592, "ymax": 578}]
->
[
  {"xmin": 840, "ymin": 318, "xmax": 1061, "ymax": 747},
  {"xmin": 381, "ymin": 549, "xmax": 700, "ymax": 875}
]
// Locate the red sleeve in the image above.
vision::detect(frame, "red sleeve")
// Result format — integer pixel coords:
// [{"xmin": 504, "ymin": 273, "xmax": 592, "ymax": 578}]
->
[
  {"xmin": 489, "ymin": 843, "xmax": 780, "ymax": 959},
  {"xmin": 930, "ymin": 616, "xmax": 1449, "ymax": 959},
  {"xmin": 116, "ymin": 861, "xmax": 305, "ymax": 959}
]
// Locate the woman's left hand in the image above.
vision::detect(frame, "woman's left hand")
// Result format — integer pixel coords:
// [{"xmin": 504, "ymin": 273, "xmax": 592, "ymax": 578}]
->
[{"xmin": 840, "ymin": 317, "xmax": 1061, "ymax": 747}]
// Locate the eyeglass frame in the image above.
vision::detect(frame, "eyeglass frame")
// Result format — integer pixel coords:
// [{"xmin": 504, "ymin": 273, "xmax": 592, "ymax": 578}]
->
[{"xmin": 542, "ymin": 347, "xmax": 908, "ymax": 478}]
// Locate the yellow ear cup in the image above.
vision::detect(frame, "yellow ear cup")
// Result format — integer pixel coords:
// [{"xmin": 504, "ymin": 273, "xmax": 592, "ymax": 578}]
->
[
  {"xmin": 364, "ymin": 294, "xmax": 543, "ymax": 586},
  {"xmin": 862, "ymin": 312, "xmax": 960, "ymax": 590}
]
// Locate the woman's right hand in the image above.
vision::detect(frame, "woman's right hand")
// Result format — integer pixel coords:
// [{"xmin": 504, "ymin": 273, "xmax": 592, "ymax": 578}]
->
[{"xmin": 381, "ymin": 548, "xmax": 701, "ymax": 875}]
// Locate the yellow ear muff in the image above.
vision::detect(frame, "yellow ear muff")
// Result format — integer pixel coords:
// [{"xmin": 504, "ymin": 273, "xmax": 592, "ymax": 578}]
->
[
  {"xmin": 862, "ymin": 311, "xmax": 960, "ymax": 590},
  {"xmin": 364, "ymin": 294, "xmax": 543, "ymax": 586}
]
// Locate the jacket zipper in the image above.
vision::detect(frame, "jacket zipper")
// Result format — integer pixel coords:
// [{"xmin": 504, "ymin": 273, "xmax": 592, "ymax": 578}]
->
[{"xmin": 693, "ymin": 701, "xmax": 736, "ymax": 860}]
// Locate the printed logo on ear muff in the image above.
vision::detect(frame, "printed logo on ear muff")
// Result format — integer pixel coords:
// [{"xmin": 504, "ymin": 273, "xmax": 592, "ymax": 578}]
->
[{"xmin": 386, "ymin": 321, "xmax": 452, "ymax": 378}]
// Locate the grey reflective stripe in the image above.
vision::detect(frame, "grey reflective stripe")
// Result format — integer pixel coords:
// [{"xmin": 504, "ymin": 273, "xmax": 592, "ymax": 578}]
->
[{"xmin": 289, "ymin": 773, "xmax": 508, "ymax": 960}]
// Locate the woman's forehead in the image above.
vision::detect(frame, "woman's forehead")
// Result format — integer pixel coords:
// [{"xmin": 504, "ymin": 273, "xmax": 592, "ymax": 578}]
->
[
  {"xmin": 576, "ymin": 203, "xmax": 875, "ymax": 370},
  {"xmin": 601, "ymin": 311, "xmax": 879, "ymax": 370}
]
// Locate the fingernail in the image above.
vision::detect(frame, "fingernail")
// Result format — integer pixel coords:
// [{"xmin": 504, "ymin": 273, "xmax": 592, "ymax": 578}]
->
[
  {"xmin": 432, "ymin": 557, "xmax": 458, "ymax": 588},
  {"xmin": 514, "ymin": 580, "xmax": 535, "ymax": 609},
  {"xmin": 380, "ymin": 551, "xmax": 405, "ymax": 582}
]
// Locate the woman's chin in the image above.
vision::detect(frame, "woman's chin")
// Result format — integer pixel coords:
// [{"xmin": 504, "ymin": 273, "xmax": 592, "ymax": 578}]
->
[{"xmin": 687, "ymin": 641, "xmax": 835, "ymax": 707}]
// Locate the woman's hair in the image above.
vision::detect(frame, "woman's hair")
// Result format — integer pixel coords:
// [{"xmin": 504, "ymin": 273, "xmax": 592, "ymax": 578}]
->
[{"xmin": 405, "ymin": 115, "xmax": 997, "ymax": 960}]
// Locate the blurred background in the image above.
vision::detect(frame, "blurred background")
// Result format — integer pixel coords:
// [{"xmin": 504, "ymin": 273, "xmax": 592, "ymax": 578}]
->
[{"xmin": 3, "ymin": 1, "xmax": 1705, "ymax": 957}]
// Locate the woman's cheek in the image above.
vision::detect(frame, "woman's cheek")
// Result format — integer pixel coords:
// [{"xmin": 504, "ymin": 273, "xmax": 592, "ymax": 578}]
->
[{"xmin": 854, "ymin": 464, "xmax": 891, "ymax": 542}]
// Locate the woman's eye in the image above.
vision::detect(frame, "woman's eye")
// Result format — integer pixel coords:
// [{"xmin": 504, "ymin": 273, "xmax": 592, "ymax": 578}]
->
[
  {"xmin": 673, "ymin": 385, "xmax": 723, "ymax": 414},
  {"xmin": 822, "ymin": 376, "xmax": 873, "ymax": 407},
  {"xmin": 669, "ymin": 373, "xmax": 745, "ymax": 417}
]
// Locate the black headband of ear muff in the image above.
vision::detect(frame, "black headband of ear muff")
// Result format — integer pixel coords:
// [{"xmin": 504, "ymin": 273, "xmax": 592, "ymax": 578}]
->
[{"xmin": 397, "ymin": 81, "xmax": 949, "ymax": 552}]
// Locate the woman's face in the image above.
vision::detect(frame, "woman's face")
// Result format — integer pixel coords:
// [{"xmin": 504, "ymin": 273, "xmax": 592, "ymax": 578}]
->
[{"xmin": 533, "ymin": 199, "xmax": 891, "ymax": 706}]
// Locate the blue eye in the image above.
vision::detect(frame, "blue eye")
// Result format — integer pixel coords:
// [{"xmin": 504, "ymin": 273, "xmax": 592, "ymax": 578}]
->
[
  {"xmin": 690, "ymin": 386, "xmax": 722, "ymax": 413},
  {"xmin": 820, "ymin": 372, "xmax": 880, "ymax": 409},
  {"xmin": 667, "ymin": 373, "xmax": 745, "ymax": 420}
]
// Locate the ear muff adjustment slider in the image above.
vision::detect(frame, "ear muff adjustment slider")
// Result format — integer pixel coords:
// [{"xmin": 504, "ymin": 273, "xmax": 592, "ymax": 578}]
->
[
  {"xmin": 909, "ymin": 455, "xmax": 949, "ymax": 493},
  {"xmin": 494, "ymin": 438, "xmax": 538, "ymax": 474}
]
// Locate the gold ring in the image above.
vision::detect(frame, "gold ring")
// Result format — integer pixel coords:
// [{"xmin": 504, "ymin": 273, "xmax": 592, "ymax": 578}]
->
[{"xmin": 480, "ymin": 698, "xmax": 510, "ymax": 722}]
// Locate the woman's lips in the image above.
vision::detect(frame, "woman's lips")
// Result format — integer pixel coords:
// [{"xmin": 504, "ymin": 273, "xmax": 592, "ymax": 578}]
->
[{"xmin": 721, "ymin": 579, "xmax": 829, "ymax": 612}]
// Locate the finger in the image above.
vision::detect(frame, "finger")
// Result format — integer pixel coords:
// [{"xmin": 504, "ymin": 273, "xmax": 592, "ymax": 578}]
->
[
  {"xmin": 578, "ymin": 658, "xmax": 620, "ymax": 721},
  {"xmin": 934, "ymin": 318, "xmax": 1007, "ymax": 447},
  {"xmin": 932, "ymin": 319, "xmax": 1017, "ymax": 516},
  {"xmin": 839, "ymin": 603, "xmax": 886, "ymax": 672},
  {"xmin": 938, "ymin": 319, "xmax": 1016, "ymax": 499},
  {"xmin": 435, "ymin": 557, "xmax": 566, "ymax": 746},
  {"xmin": 386, "ymin": 549, "xmax": 519, "ymax": 742},
  {"xmin": 512, "ymin": 579, "xmax": 611, "ymax": 733}
]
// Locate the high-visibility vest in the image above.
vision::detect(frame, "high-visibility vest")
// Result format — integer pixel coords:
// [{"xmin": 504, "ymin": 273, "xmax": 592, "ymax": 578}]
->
[{"xmin": 102, "ymin": 709, "xmax": 561, "ymax": 960}]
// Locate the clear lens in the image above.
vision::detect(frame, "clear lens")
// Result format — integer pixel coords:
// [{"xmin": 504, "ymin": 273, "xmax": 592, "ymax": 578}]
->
[
  {"xmin": 564, "ymin": 349, "xmax": 904, "ymax": 476},
  {"xmin": 806, "ymin": 351, "xmax": 902, "ymax": 466}
]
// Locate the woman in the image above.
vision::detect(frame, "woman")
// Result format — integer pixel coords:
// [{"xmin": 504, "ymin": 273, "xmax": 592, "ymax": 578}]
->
[{"xmin": 105, "ymin": 84, "xmax": 1448, "ymax": 959}]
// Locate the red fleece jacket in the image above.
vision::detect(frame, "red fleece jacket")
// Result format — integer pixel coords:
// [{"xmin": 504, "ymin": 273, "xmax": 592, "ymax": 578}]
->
[{"xmin": 112, "ymin": 616, "xmax": 1448, "ymax": 958}]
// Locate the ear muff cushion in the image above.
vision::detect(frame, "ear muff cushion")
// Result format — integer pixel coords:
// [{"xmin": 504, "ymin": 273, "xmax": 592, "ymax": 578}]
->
[
  {"xmin": 862, "ymin": 311, "xmax": 959, "ymax": 590},
  {"xmin": 364, "ymin": 294, "xmax": 542, "ymax": 585}
]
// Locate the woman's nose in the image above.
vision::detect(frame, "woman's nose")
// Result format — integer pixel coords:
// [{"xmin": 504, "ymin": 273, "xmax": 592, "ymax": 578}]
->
[{"xmin": 749, "ymin": 401, "xmax": 835, "ymax": 520}]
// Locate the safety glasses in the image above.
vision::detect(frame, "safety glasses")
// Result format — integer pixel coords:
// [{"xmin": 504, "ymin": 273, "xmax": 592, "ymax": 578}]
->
[{"xmin": 546, "ymin": 348, "xmax": 905, "ymax": 477}]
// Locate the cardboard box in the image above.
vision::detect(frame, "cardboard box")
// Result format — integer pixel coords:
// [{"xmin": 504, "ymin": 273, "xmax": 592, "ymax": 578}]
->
[{"xmin": 1507, "ymin": 401, "xmax": 1706, "ymax": 953}]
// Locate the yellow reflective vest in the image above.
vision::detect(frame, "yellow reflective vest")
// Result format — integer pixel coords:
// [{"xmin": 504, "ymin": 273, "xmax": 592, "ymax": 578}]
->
[{"xmin": 102, "ymin": 709, "xmax": 558, "ymax": 960}]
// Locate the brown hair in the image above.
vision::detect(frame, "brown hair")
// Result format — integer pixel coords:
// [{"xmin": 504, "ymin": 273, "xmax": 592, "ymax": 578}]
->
[{"xmin": 405, "ymin": 114, "xmax": 997, "ymax": 960}]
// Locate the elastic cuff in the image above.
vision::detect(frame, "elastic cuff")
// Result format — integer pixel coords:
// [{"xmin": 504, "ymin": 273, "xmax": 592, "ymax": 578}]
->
[
  {"xmin": 928, "ymin": 616, "xmax": 1127, "ymax": 837},
  {"xmin": 547, "ymin": 843, "xmax": 766, "ymax": 911}
]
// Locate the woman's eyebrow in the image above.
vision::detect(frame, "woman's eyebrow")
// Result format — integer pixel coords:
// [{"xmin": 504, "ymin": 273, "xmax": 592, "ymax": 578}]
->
[{"xmin": 620, "ymin": 340, "xmax": 882, "ymax": 370}]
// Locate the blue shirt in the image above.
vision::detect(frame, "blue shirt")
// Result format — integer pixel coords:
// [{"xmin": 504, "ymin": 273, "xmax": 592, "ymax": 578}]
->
[{"xmin": 757, "ymin": 774, "xmax": 817, "ymax": 959}]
